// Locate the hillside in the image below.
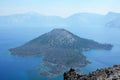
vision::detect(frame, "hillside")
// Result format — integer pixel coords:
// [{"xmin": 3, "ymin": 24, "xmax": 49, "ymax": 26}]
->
[{"xmin": 10, "ymin": 28, "xmax": 112, "ymax": 56}]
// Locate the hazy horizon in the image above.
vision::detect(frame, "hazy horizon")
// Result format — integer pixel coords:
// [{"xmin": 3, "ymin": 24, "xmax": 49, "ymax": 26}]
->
[
  {"xmin": 0, "ymin": 11, "xmax": 120, "ymax": 19},
  {"xmin": 0, "ymin": 0, "xmax": 120, "ymax": 17}
]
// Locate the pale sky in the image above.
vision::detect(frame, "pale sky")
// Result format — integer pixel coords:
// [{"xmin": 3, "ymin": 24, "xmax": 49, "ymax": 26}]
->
[{"xmin": 0, "ymin": 0, "xmax": 120, "ymax": 17}]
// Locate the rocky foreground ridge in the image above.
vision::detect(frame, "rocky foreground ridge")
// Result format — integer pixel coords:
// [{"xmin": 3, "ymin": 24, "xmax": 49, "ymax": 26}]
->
[{"xmin": 64, "ymin": 65, "xmax": 120, "ymax": 80}]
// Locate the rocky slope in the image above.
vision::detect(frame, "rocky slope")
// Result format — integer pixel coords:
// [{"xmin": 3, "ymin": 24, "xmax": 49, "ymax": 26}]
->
[
  {"xmin": 10, "ymin": 28, "xmax": 113, "ymax": 56},
  {"xmin": 64, "ymin": 65, "xmax": 120, "ymax": 80}
]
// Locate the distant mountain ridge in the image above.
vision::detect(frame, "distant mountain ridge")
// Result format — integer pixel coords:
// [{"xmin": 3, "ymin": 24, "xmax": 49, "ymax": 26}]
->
[
  {"xmin": 1, "ymin": 12, "xmax": 120, "ymax": 27},
  {"xmin": 0, "ymin": 13, "xmax": 64, "ymax": 27}
]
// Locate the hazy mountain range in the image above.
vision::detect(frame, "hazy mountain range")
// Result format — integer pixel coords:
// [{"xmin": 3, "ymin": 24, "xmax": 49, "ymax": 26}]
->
[{"xmin": 0, "ymin": 12, "xmax": 120, "ymax": 28}]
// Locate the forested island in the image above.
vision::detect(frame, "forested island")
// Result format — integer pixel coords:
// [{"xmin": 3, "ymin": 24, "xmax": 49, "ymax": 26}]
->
[{"xmin": 9, "ymin": 29, "xmax": 113, "ymax": 76}]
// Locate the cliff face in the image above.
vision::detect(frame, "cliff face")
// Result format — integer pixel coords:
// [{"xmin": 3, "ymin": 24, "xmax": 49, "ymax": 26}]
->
[{"xmin": 64, "ymin": 65, "xmax": 120, "ymax": 80}]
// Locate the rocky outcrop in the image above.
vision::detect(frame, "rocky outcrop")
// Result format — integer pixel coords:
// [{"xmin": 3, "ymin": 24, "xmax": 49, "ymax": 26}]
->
[{"xmin": 64, "ymin": 65, "xmax": 120, "ymax": 80}]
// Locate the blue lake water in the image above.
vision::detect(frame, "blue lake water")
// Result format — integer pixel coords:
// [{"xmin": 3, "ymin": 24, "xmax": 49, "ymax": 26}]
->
[{"xmin": 0, "ymin": 26, "xmax": 120, "ymax": 80}]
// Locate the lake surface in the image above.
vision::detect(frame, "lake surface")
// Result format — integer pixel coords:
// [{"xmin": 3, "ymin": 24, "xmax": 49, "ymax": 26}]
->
[{"xmin": 0, "ymin": 26, "xmax": 120, "ymax": 80}]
